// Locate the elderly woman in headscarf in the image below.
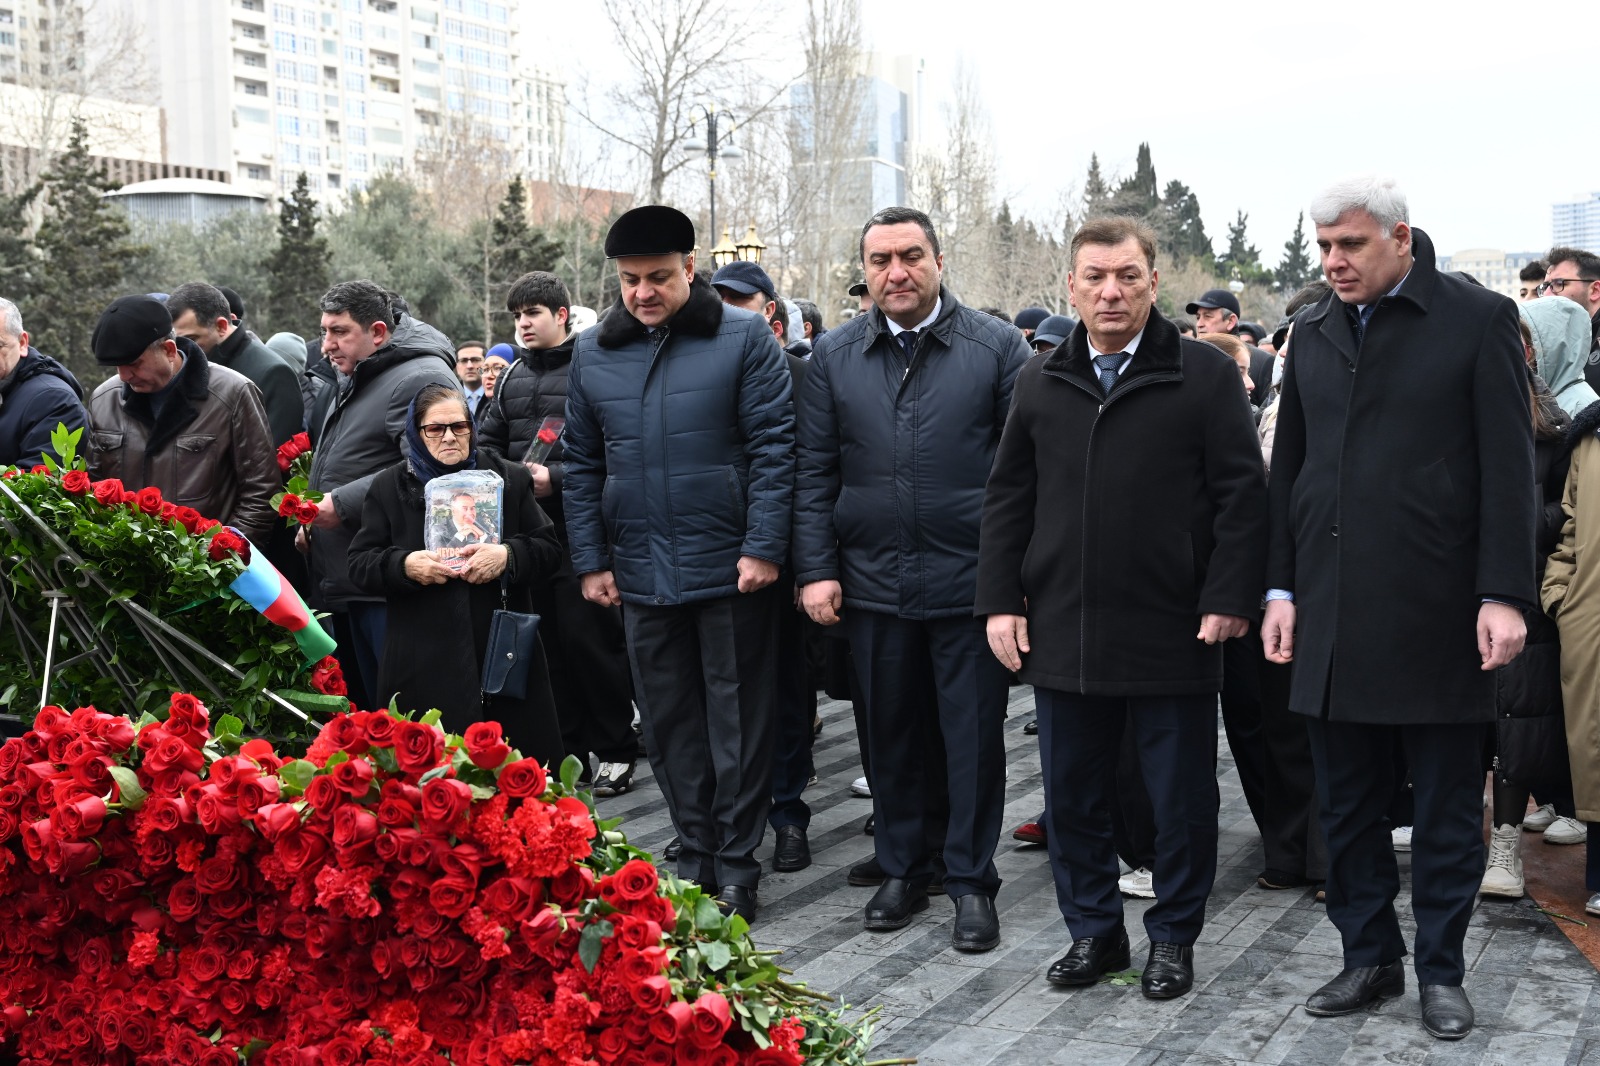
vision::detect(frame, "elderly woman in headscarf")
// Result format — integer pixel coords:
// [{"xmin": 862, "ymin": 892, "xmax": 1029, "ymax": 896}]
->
[{"xmin": 348, "ymin": 381, "xmax": 565, "ymax": 765}]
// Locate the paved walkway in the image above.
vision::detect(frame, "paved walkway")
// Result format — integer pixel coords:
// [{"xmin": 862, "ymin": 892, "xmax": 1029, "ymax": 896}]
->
[{"xmin": 601, "ymin": 688, "xmax": 1600, "ymax": 1066}]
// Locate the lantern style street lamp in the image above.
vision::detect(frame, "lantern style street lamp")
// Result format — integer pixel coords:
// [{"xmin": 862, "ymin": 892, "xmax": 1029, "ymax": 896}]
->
[{"xmin": 681, "ymin": 104, "xmax": 741, "ymax": 241}]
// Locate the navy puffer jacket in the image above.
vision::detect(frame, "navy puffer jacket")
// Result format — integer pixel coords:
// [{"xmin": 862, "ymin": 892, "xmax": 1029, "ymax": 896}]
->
[
  {"xmin": 562, "ymin": 276, "xmax": 794, "ymax": 606},
  {"xmin": 793, "ymin": 290, "xmax": 1029, "ymax": 618}
]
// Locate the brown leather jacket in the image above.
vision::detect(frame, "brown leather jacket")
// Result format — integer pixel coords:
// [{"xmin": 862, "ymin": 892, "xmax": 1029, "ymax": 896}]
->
[{"xmin": 86, "ymin": 338, "xmax": 279, "ymax": 544}]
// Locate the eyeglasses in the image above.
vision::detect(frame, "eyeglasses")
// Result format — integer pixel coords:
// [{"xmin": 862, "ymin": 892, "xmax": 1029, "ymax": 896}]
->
[
  {"xmin": 1538, "ymin": 277, "xmax": 1598, "ymax": 295},
  {"xmin": 420, "ymin": 421, "xmax": 473, "ymax": 440}
]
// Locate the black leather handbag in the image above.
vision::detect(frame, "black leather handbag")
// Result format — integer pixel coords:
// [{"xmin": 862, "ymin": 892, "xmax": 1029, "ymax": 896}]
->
[{"xmin": 482, "ymin": 576, "xmax": 541, "ymax": 702}]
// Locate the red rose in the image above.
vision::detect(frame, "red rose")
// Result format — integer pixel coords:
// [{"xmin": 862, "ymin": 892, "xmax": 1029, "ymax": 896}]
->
[
  {"xmin": 277, "ymin": 492, "xmax": 302, "ymax": 517},
  {"xmin": 332, "ymin": 804, "xmax": 379, "ymax": 848},
  {"xmin": 393, "ymin": 720, "xmax": 445, "ymax": 775},
  {"xmin": 688, "ymin": 992, "xmax": 733, "ymax": 1049},
  {"xmin": 236, "ymin": 773, "xmax": 281, "ymax": 814},
  {"xmin": 173, "ymin": 505, "xmax": 203, "ymax": 533},
  {"xmin": 206, "ymin": 528, "xmax": 248, "ymax": 562},
  {"xmin": 632, "ymin": 973, "xmax": 673, "ymax": 1012},
  {"xmin": 480, "ymin": 875, "xmax": 541, "ymax": 921},
  {"xmin": 428, "ymin": 874, "xmax": 476, "ymax": 918},
  {"xmin": 421, "ymin": 776, "xmax": 472, "ymax": 828},
  {"xmin": 135, "ymin": 485, "xmax": 163, "ymax": 514},
  {"xmin": 60, "ymin": 469, "xmax": 90, "ymax": 495},
  {"xmin": 601, "ymin": 858, "xmax": 659, "ymax": 904},
  {"xmin": 497, "ymin": 757, "xmax": 547, "ymax": 798},
  {"xmin": 90, "ymin": 478, "xmax": 124, "ymax": 506},
  {"xmin": 331, "ymin": 756, "xmax": 374, "ymax": 796},
  {"xmin": 538, "ymin": 426, "xmax": 559, "ymax": 444},
  {"xmin": 311, "ymin": 657, "xmax": 349, "ymax": 698},
  {"xmin": 648, "ymin": 1000, "xmax": 694, "ymax": 1045},
  {"xmin": 462, "ymin": 721, "xmax": 510, "ymax": 769},
  {"xmin": 363, "ymin": 710, "xmax": 399, "ymax": 747},
  {"xmin": 296, "ymin": 499, "xmax": 321, "ymax": 525},
  {"xmin": 303, "ymin": 773, "xmax": 346, "ymax": 812},
  {"xmin": 276, "ymin": 825, "xmax": 329, "ymax": 873},
  {"xmin": 55, "ymin": 794, "xmax": 106, "ymax": 838}
]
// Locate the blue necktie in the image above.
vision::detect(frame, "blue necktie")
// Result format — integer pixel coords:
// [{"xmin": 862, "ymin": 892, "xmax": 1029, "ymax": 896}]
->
[
  {"xmin": 1095, "ymin": 353, "xmax": 1123, "ymax": 395},
  {"xmin": 899, "ymin": 330, "xmax": 918, "ymax": 361}
]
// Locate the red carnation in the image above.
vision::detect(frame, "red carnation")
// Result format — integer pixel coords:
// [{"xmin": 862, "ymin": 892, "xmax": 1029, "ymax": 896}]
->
[
  {"xmin": 496, "ymin": 757, "xmax": 547, "ymax": 798},
  {"xmin": 60, "ymin": 469, "xmax": 90, "ymax": 495}
]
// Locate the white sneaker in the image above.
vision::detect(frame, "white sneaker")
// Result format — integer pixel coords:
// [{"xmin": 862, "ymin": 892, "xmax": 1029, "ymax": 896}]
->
[
  {"xmin": 1118, "ymin": 867, "xmax": 1156, "ymax": 899},
  {"xmin": 1391, "ymin": 826, "xmax": 1413, "ymax": 852},
  {"xmin": 1587, "ymin": 892, "xmax": 1600, "ymax": 917},
  {"xmin": 1522, "ymin": 803, "xmax": 1558, "ymax": 832},
  {"xmin": 1543, "ymin": 816, "xmax": 1588, "ymax": 845},
  {"xmin": 850, "ymin": 776, "xmax": 871, "ymax": 798},
  {"xmin": 1479, "ymin": 824, "xmax": 1525, "ymax": 897}
]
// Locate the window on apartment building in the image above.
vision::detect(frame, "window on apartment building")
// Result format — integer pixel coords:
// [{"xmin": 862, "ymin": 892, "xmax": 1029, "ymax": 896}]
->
[
  {"xmin": 281, "ymin": 142, "xmax": 301, "ymax": 164},
  {"xmin": 0, "ymin": 31, "xmax": 13, "ymax": 45},
  {"xmin": 413, "ymin": 83, "xmax": 438, "ymax": 101},
  {"xmin": 241, "ymin": 80, "xmax": 265, "ymax": 95},
  {"xmin": 244, "ymin": 165, "xmax": 269, "ymax": 181},
  {"xmin": 413, "ymin": 57, "xmax": 438, "ymax": 74},
  {"xmin": 239, "ymin": 50, "xmax": 265, "ymax": 66},
  {"xmin": 305, "ymin": 146, "xmax": 321, "ymax": 165},
  {"xmin": 343, "ymin": 45, "xmax": 363, "ymax": 64},
  {"xmin": 238, "ymin": 106, "xmax": 269, "ymax": 124},
  {"xmin": 346, "ymin": 99, "xmax": 365, "ymax": 119},
  {"xmin": 411, "ymin": 6, "xmax": 437, "ymax": 24},
  {"xmin": 373, "ymin": 127, "xmax": 401, "ymax": 144},
  {"xmin": 300, "ymin": 9, "xmax": 316, "ymax": 27},
  {"xmin": 345, "ymin": 19, "xmax": 362, "ymax": 39},
  {"xmin": 272, "ymin": 3, "xmax": 293, "ymax": 23},
  {"xmin": 345, "ymin": 72, "xmax": 364, "ymax": 92},
  {"xmin": 273, "ymin": 30, "xmax": 295, "ymax": 50},
  {"xmin": 349, "ymin": 151, "xmax": 367, "ymax": 172},
  {"xmin": 0, "ymin": 11, "xmax": 12, "ymax": 24},
  {"xmin": 327, "ymin": 172, "xmax": 340, "ymax": 189},
  {"xmin": 347, "ymin": 125, "xmax": 366, "ymax": 144},
  {"xmin": 300, "ymin": 61, "xmax": 317, "ymax": 81},
  {"xmin": 277, "ymin": 114, "xmax": 299, "ymax": 136}
]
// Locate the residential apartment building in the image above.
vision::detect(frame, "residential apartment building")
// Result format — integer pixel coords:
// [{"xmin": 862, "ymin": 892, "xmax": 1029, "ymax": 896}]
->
[
  {"xmin": 126, "ymin": 0, "xmax": 564, "ymax": 199},
  {"xmin": 1435, "ymin": 248, "xmax": 1544, "ymax": 300},
  {"xmin": 1553, "ymin": 193, "xmax": 1600, "ymax": 252}
]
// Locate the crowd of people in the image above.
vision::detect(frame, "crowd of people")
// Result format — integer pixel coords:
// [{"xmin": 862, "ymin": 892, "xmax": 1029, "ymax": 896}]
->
[{"xmin": 3, "ymin": 173, "xmax": 1600, "ymax": 1043}]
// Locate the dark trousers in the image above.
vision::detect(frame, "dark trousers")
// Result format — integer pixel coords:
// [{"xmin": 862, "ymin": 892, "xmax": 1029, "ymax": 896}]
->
[
  {"xmin": 1037, "ymin": 689, "xmax": 1220, "ymax": 945},
  {"xmin": 332, "ymin": 603, "xmax": 387, "ymax": 711},
  {"xmin": 534, "ymin": 571, "xmax": 636, "ymax": 765},
  {"xmin": 623, "ymin": 588, "xmax": 778, "ymax": 889},
  {"xmin": 1307, "ymin": 718, "xmax": 1486, "ymax": 985},
  {"xmin": 1220, "ymin": 638, "xmax": 1272, "ymax": 835},
  {"xmin": 1258, "ymin": 659, "xmax": 1326, "ymax": 881},
  {"xmin": 845, "ymin": 643, "xmax": 950, "ymax": 848},
  {"xmin": 846, "ymin": 610, "xmax": 1006, "ymax": 898},
  {"xmin": 1589, "ymin": 824, "xmax": 1600, "ymax": 892},
  {"xmin": 1112, "ymin": 708, "xmax": 1158, "ymax": 872},
  {"xmin": 769, "ymin": 595, "xmax": 816, "ymax": 830}
]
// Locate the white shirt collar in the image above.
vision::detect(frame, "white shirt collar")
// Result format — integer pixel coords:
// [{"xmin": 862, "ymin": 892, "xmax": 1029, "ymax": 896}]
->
[
  {"xmin": 1087, "ymin": 326, "xmax": 1145, "ymax": 364},
  {"xmin": 885, "ymin": 297, "xmax": 942, "ymax": 336}
]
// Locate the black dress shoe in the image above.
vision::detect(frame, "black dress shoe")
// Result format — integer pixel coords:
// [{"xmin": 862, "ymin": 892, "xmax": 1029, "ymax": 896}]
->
[
  {"xmin": 863, "ymin": 877, "xmax": 929, "ymax": 930},
  {"xmin": 1046, "ymin": 929, "xmax": 1131, "ymax": 987},
  {"xmin": 717, "ymin": 885, "xmax": 758, "ymax": 923},
  {"xmin": 951, "ymin": 894, "xmax": 1000, "ymax": 952},
  {"xmin": 1023, "ymin": 718, "xmax": 1039, "ymax": 735},
  {"xmin": 1304, "ymin": 960, "xmax": 1405, "ymax": 1016},
  {"xmin": 1141, "ymin": 942, "xmax": 1194, "ymax": 999},
  {"xmin": 773, "ymin": 825, "xmax": 811, "ymax": 872},
  {"xmin": 1419, "ymin": 985, "xmax": 1473, "ymax": 1040},
  {"xmin": 848, "ymin": 857, "xmax": 885, "ymax": 886},
  {"xmin": 863, "ymin": 813, "xmax": 875, "ymax": 836},
  {"xmin": 663, "ymin": 836, "xmax": 681, "ymax": 861},
  {"xmin": 929, "ymin": 853, "xmax": 947, "ymax": 896}
]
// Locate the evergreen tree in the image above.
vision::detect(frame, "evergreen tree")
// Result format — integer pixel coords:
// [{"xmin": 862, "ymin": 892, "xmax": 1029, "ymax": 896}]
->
[
  {"xmin": 0, "ymin": 167, "xmax": 40, "ymax": 301},
  {"xmin": 489, "ymin": 176, "xmax": 560, "ymax": 283},
  {"xmin": 1109, "ymin": 143, "xmax": 1158, "ymax": 218},
  {"xmin": 265, "ymin": 172, "xmax": 331, "ymax": 338},
  {"xmin": 1082, "ymin": 153, "xmax": 1110, "ymax": 217},
  {"xmin": 1274, "ymin": 211, "xmax": 1317, "ymax": 293},
  {"xmin": 1158, "ymin": 179, "xmax": 1212, "ymax": 265},
  {"xmin": 31, "ymin": 118, "xmax": 142, "ymax": 378},
  {"xmin": 1215, "ymin": 209, "xmax": 1271, "ymax": 284}
]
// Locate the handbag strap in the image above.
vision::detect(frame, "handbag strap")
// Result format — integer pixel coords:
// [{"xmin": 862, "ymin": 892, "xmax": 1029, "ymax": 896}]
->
[{"xmin": 500, "ymin": 572, "xmax": 510, "ymax": 611}]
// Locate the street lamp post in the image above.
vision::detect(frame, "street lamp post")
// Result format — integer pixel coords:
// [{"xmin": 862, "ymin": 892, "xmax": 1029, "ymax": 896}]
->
[{"xmin": 682, "ymin": 104, "xmax": 741, "ymax": 240}]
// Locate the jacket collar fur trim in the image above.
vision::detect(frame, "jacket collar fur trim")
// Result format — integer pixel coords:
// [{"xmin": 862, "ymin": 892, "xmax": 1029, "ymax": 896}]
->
[
  {"xmin": 595, "ymin": 274, "xmax": 724, "ymax": 349},
  {"xmin": 1566, "ymin": 397, "xmax": 1600, "ymax": 445}
]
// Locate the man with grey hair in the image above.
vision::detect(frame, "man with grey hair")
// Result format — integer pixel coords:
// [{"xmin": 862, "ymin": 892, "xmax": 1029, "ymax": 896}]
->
[
  {"xmin": 1263, "ymin": 176, "xmax": 1533, "ymax": 1040},
  {"xmin": 0, "ymin": 297, "xmax": 86, "ymax": 469}
]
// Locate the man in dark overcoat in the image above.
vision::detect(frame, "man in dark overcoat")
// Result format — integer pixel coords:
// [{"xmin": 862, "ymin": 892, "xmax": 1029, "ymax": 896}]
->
[
  {"xmin": 1262, "ymin": 176, "xmax": 1534, "ymax": 1040},
  {"xmin": 976, "ymin": 215, "xmax": 1267, "ymax": 998}
]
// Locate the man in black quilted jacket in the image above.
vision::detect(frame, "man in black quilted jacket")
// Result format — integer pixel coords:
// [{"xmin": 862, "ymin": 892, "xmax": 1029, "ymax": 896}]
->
[{"xmin": 478, "ymin": 271, "xmax": 637, "ymax": 798}]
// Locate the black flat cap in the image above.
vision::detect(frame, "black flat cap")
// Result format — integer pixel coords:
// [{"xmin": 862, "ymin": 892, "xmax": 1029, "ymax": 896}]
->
[
  {"xmin": 1184, "ymin": 288, "xmax": 1241, "ymax": 317},
  {"xmin": 847, "ymin": 280, "xmax": 868, "ymax": 297},
  {"xmin": 92, "ymin": 295, "xmax": 173, "ymax": 366},
  {"xmin": 604, "ymin": 205, "xmax": 696, "ymax": 258}
]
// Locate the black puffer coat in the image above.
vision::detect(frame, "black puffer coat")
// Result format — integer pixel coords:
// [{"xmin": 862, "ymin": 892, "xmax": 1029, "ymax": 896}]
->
[
  {"xmin": 0, "ymin": 348, "xmax": 85, "ymax": 469},
  {"xmin": 477, "ymin": 332, "xmax": 575, "ymax": 532}
]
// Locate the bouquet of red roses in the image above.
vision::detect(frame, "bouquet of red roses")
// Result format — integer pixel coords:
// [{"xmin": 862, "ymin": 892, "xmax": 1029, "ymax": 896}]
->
[
  {"xmin": 271, "ymin": 432, "xmax": 324, "ymax": 527},
  {"xmin": 0, "ymin": 697, "xmax": 888, "ymax": 1065}
]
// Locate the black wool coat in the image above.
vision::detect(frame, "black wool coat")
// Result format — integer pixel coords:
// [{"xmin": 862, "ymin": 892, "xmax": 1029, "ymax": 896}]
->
[
  {"xmin": 975, "ymin": 310, "xmax": 1268, "ymax": 694},
  {"xmin": 1267, "ymin": 228, "xmax": 1536, "ymax": 724},
  {"xmin": 347, "ymin": 453, "xmax": 565, "ymax": 765}
]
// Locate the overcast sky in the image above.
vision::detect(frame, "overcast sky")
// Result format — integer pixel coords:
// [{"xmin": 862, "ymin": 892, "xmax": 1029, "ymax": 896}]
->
[{"xmin": 537, "ymin": 0, "xmax": 1598, "ymax": 263}]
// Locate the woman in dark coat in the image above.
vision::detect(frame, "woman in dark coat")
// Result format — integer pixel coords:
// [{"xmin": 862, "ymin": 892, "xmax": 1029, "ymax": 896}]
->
[{"xmin": 348, "ymin": 382, "xmax": 565, "ymax": 767}]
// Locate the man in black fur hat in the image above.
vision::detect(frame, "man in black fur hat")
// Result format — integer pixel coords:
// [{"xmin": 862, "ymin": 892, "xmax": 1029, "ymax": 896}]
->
[{"xmin": 562, "ymin": 205, "xmax": 795, "ymax": 924}]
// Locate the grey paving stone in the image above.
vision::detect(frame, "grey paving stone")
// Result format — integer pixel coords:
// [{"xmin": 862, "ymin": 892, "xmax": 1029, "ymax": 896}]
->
[{"xmin": 610, "ymin": 692, "xmax": 1597, "ymax": 1065}]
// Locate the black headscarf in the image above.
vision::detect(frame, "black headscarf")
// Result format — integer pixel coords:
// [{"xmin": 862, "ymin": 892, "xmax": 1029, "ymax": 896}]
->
[{"xmin": 404, "ymin": 392, "xmax": 476, "ymax": 487}]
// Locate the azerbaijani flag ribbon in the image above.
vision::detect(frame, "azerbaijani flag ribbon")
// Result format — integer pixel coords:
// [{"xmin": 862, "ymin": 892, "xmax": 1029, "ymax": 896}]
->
[{"xmin": 228, "ymin": 538, "xmax": 338, "ymax": 664}]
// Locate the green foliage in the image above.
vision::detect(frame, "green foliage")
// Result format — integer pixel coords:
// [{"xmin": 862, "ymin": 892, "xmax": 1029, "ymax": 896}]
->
[
  {"xmin": 266, "ymin": 173, "xmax": 331, "ymax": 339},
  {"xmin": 1275, "ymin": 211, "xmax": 1317, "ymax": 293},
  {"xmin": 0, "ymin": 165, "xmax": 41, "ymax": 301},
  {"xmin": 122, "ymin": 209, "xmax": 279, "ymax": 335},
  {"xmin": 1082, "ymin": 153, "xmax": 1111, "ymax": 216},
  {"xmin": 29, "ymin": 118, "xmax": 145, "ymax": 380},
  {"xmin": 1215, "ymin": 209, "xmax": 1272, "ymax": 286},
  {"xmin": 1108, "ymin": 143, "xmax": 1159, "ymax": 219},
  {"xmin": 1158, "ymin": 180, "xmax": 1213, "ymax": 266}
]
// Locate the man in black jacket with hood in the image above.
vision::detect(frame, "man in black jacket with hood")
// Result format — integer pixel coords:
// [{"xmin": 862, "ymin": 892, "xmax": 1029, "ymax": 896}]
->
[
  {"xmin": 478, "ymin": 271, "xmax": 636, "ymax": 797},
  {"xmin": 0, "ymin": 297, "xmax": 85, "ymax": 468}
]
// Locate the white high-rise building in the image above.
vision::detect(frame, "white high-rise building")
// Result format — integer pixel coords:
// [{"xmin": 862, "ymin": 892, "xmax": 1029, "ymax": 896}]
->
[
  {"xmin": 1553, "ymin": 193, "xmax": 1600, "ymax": 252},
  {"xmin": 126, "ymin": 0, "xmax": 563, "ymax": 200}
]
